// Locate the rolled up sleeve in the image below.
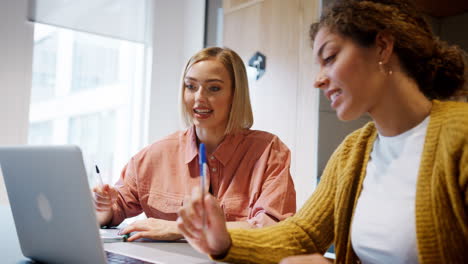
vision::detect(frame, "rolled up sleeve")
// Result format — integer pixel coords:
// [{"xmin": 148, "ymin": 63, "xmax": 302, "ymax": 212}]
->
[
  {"xmin": 247, "ymin": 136, "xmax": 296, "ymax": 227},
  {"xmin": 110, "ymin": 157, "xmax": 143, "ymax": 227}
]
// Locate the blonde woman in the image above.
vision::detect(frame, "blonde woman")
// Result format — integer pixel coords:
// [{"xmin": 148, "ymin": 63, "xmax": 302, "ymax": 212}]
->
[{"xmin": 93, "ymin": 47, "xmax": 296, "ymax": 241}]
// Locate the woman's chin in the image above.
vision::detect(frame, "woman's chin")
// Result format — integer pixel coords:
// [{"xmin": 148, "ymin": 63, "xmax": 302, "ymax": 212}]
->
[
  {"xmin": 193, "ymin": 121, "xmax": 217, "ymax": 130},
  {"xmin": 335, "ymin": 108, "xmax": 362, "ymax": 121}
]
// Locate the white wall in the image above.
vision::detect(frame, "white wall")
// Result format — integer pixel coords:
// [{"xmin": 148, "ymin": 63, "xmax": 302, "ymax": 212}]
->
[
  {"xmin": 0, "ymin": 0, "xmax": 34, "ymax": 205},
  {"xmin": 147, "ymin": 0, "xmax": 205, "ymax": 144}
]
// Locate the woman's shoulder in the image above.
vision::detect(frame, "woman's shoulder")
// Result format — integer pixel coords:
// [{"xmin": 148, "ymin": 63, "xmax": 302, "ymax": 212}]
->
[
  {"xmin": 431, "ymin": 100, "xmax": 468, "ymax": 134},
  {"xmin": 147, "ymin": 130, "xmax": 187, "ymax": 148},
  {"xmin": 240, "ymin": 129, "xmax": 286, "ymax": 146},
  {"xmin": 341, "ymin": 121, "xmax": 377, "ymax": 147},
  {"xmin": 435, "ymin": 98, "xmax": 468, "ymax": 108},
  {"xmin": 243, "ymin": 129, "xmax": 276, "ymax": 139},
  {"xmin": 434, "ymin": 99, "xmax": 468, "ymax": 113},
  {"xmin": 132, "ymin": 129, "xmax": 191, "ymax": 160}
]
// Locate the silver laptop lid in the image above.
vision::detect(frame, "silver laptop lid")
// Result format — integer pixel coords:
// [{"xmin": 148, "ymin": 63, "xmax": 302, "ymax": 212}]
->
[{"xmin": 0, "ymin": 145, "xmax": 107, "ymax": 264}]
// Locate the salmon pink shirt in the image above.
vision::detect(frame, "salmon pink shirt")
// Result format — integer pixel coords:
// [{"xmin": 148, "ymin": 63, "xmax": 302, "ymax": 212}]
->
[{"xmin": 110, "ymin": 126, "xmax": 296, "ymax": 227}]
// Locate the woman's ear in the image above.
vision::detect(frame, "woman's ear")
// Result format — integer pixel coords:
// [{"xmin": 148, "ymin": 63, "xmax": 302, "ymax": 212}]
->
[{"xmin": 375, "ymin": 31, "xmax": 395, "ymax": 64}]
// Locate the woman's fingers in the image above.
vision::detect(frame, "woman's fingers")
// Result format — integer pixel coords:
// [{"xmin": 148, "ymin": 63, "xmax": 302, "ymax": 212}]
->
[
  {"xmin": 177, "ymin": 208, "xmax": 202, "ymax": 239},
  {"xmin": 177, "ymin": 189, "xmax": 232, "ymax": 256},
  {"xmin": 93, "ymin": 185, "xmax": 118, "ymax": 211},
  {"xmin": 179, "ymin": 187, "xmax": 203, "ymax": 229},
  {"xmin": 93, "ymin": 192, "xmax": 113, "ymax": 208},
  {"xmin": 93, "ymin": 191, "xmax": 109, "ymax": 200},
  {"xmin": 93, "ymin": 198, "xmax": 112, "ymax": 207},
  {"xmin": 177, "ymin": 217, "xmax": 212, "ymax": 254},
  {"xmin": 107, "ymin": 186, "xmax": 119, "ymax": 201},
  {"xmin": 125, "ymin": 231, "xmax": 147, "ymax": 242},
  {"xmin": 205, "ymin": 194, "xmax": 224, "ymax": 225},
  {"xmin": 94, "ymin": 200, "xmax": 113, "ymax": 211},
  {"xmin": 119, "ymin": 224, "xmax": 143, "ymax": 236},
  {"xmin": 176, "ymin": 217, "xmax": 196, "ymax": 239},
  {"xmin": 203, "ymin": 194, "xmax": 231, "ymax": 256},
  {"xmin": 190, "ymin": 187, "xmax": 204, "ymax": 214}
]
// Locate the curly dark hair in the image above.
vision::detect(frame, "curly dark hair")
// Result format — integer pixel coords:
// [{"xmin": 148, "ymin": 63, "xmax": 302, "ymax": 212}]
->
[{"xmin": 310, "ymin": 0, "xmax": 467, "ymax": 100}]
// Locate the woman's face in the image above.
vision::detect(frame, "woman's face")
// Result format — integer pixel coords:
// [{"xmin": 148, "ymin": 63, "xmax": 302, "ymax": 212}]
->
[
  {"xmin": 313, "ymin": 28, "xmax": 384, "ymax": 121},
  {"xmin": 183, "ymin": 59, "xmax": 233, "ymax": 131}
]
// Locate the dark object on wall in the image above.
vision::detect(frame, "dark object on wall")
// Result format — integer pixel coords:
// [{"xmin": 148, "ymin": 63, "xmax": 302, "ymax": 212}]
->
[{"xmin": 248, "ymin": 52, "xmax": 266, "ymax": 80}]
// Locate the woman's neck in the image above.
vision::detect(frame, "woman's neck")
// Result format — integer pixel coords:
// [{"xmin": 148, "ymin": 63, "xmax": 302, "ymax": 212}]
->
[
  {"xmin": 369, "ymin": 73, "xmax": 433, "ymax": 137},
  {"xmin": 195, "ymin": 126, "xmax": 226, "ymax": 154}
]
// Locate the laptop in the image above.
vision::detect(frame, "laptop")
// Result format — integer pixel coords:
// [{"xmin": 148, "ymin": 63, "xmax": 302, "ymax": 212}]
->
[{"xmin": 0, "ymin": 145, "xmax": 155, "ymax": 264}]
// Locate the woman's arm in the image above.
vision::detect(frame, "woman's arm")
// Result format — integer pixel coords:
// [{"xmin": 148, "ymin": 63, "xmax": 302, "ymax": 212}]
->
[
  {"xmin": 118, "ymin": 219, "xmax": 255, "ymax": 242},
  {"xmin": 246, "ymin": 136, "xmax": 296, "ymax": 227},
  {"xmin": 177, "ymin": 143, "xmax": 343, "ymax": 264},
  {"xmin": 207, "ymin": 139, "xmax": 348, "ymax": 264},
  {"xmin": 107, "ymin": 157, "xmax": 144, "ymax": 227}
]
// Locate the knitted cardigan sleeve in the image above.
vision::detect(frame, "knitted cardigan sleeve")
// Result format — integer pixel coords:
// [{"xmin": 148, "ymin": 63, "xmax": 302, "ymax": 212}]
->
[
  {"xmin": 213, "ymin": 138, "xmax": 353, "ymax": 264},
  {"xmin": 462, "ymin": 127, "xmax": 468, "ymax": 207},
  {"xmin": 458, "ymin": 109, "xmax": 468, "ymax": 207},
  {"xmin": 463, "ymin": 149, "xmax": 468, "ymax": 207}
]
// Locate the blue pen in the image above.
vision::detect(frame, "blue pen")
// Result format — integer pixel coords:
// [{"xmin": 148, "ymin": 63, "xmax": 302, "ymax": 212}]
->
[{"xmin": 199, "ymin": 143, "xmax": 207, "ymax": 229}]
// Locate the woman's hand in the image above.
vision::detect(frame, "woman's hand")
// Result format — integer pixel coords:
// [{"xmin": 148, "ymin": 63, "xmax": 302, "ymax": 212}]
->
[
  {"xmin": 177, "ymin": 187, "xmax": 232, "ymax": 257},
  {"xmin": 119, "ymin": 218, "xmax": 183, "ymax": 241},
  {"xmin": 92, "ymin": 184, "xmax": 118, "ymax": 225},
  {"xmin": 279, "ymin": 254, "xmax": 332, "ymax": 264}
]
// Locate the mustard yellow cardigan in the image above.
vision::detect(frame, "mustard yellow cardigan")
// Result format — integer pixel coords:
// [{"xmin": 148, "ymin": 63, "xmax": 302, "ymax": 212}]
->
[{"xmin": 216, "ymin": 100, "xmax": 468, "ymax": 263}]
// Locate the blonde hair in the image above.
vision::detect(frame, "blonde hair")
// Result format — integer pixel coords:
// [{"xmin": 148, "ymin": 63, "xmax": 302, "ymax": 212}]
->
[{"xmin": 179, "ymin": 47, "xmax": 253, "ymax": 134}]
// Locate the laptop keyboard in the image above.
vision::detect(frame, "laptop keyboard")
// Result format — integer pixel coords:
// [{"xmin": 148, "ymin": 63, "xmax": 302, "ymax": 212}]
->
[{"xmin": 106, "ymin": 251, "xmax": 154, "ymax": 264}]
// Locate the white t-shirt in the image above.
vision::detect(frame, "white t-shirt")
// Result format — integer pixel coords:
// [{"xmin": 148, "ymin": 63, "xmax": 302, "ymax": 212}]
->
[{"xmin": 351, "ymin": 116, "xmax": 430, "ymax": 264}]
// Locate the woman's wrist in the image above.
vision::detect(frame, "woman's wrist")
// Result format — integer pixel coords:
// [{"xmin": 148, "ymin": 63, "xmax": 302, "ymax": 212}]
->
[
  {"xmin": 171, "ymin": 222, "xmax": 183, "ymax": 238},
  {"xmin": 212, "ymin": 235, "xmax": 232, "ymax": 260},
  {"xmin": 97, "ymin": 208, "xmax": 114, "ymax": 227}
]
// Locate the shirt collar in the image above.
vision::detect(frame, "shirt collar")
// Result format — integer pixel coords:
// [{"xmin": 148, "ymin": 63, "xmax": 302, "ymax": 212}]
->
[
  {"xmin": 184, "ymin": 126, "xmax": 198, "ymax": 164},
  {"xmin": 212, "ymin": 129, "xmax": 247, "ymax": 166},
  {"xmin": 183, "ymin": 126, "xmax": 248, "ymax": 166}
]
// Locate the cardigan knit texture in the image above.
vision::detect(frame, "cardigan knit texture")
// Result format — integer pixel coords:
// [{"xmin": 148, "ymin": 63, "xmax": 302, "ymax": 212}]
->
[{"xmin": 216, "ymin": 100, "xmax": 468, "ymax": 264}]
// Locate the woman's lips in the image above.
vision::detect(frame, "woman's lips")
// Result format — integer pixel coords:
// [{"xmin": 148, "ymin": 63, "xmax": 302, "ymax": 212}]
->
[
  {"xmin": 193, "ymin": 108, "xmax": 213, "ymax": 119},
  {"xmin": 325, "ymin": 89, "xmax": 343, "ymax": 109}
]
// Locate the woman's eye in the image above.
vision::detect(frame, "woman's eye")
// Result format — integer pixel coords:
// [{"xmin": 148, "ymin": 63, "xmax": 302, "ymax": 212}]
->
[
  {"xmin": 209, "ymin": 86, "xmax": 221, "ymax": 92},
  {"xmin": 185, "ymin": 84, "xmax": 195, "ymax": 90},
  {"xmin": 323, "ymin": 54, "xmax": 336, "ymax": 64}
]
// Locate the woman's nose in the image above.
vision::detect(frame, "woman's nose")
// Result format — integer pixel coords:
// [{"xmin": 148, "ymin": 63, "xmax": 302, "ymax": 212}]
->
[
  {"xmin": 194, "ymin": 86, "xmax": 206, "ymax": 101},
  {"xmin": 314, "ymin": 74, "xmax": 329, "ymax": 89}
]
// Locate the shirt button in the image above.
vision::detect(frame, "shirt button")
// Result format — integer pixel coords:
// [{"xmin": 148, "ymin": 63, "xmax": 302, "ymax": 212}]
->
[
  {"xmin": 211, "ymin": 167, "xmax": 217, "ymax": 172},
  {"xmin": 210, "ymin": 156, "xmax": 215, "ymax": 160}
]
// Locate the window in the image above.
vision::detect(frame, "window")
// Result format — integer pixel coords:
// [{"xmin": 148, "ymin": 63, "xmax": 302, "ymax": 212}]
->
[
  {"xmin": 29, "ymin": 23, "xmax": 147, "ymax": 187},
  {"xmin": 28, "ymin": 121, "xmax": 53, "ymax": 144},
  {"xmin": 68, "ymin": 111, "xmax": 116, "ymax": 183},
  {"xmin": 31, "ymin": 32, "xmax": 57, "ymax": 103},
  {"xmin": 71, "ymin": 35, "xmax": 119, "ymax": 92}
]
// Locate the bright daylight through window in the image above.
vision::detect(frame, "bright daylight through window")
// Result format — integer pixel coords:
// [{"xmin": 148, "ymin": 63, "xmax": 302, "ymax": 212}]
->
[{"xmin": 29, "ymin": 23, "xmax": 146, "ymax": 186}]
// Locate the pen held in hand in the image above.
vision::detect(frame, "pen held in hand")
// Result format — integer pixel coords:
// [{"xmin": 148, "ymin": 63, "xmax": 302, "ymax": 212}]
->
[
  {"xmin": 199, "ymin": 143, "xmax": 207, "ymax": 230},
  {"xmin": 95, "ymin": 165, "xmax": 104, "ymax": 186}
]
